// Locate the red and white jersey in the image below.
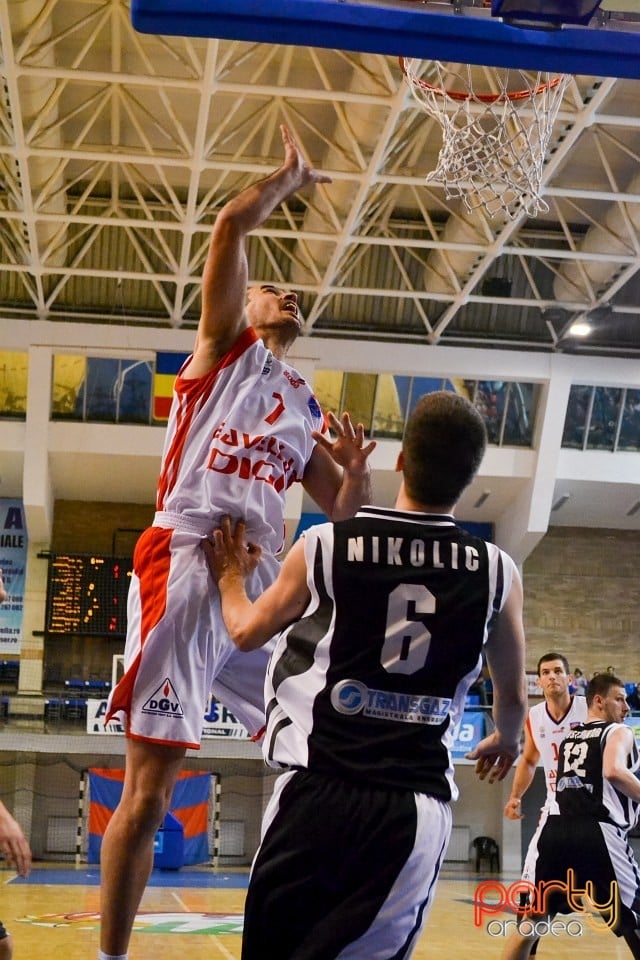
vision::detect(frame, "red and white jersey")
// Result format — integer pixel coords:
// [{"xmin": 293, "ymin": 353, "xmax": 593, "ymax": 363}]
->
[
  {"xmin": 155, "ymin": 326, "xmax": 324, "ymax": 555},
  {"xmin": 527, "ymin": 695, "xmax": 588, "ymax": 814}
]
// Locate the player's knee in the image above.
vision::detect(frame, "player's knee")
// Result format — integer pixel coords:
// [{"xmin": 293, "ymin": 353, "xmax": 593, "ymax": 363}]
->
[{"xmin": 118, "ymin": 780, "xmax": 170, "ymax": 832}]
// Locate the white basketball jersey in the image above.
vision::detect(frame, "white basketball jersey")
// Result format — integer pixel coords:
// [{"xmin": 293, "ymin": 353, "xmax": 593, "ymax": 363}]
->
[
  {"xmin": 527, "ymin": 695, "xmax": 588, "ymax": 814},
  {"xmin": 156, "ymin": 327, "xmax": 324, "ymax": 555}
]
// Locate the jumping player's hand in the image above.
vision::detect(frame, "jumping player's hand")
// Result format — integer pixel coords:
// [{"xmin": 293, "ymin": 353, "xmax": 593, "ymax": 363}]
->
[
  {"xmin": 280, "ymin": 124, "xmax": 332, "ymax": 191},
  {"xmin": 312, "ymin": 411, "xmax": 377, "ymax": 478},
  {"xmin": 467, "ymin": 731, "xmax": 520, "ymax": 784},
  {"xmin": 0, "ymin": 804, "xmax": 32, "ymax": 877},
  {"xmin": 203, "ymin": 517, "xmax": 262, "ymax": 584}
]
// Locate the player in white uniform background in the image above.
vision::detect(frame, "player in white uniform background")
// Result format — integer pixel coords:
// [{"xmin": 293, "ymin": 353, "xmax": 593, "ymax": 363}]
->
[
  {"xmin": 98, "ymin": 126, "xmax": 376, "ymax": 960},
  {"xmin": 501, "ymin": 652, "xmax": 588, "ymax": 960},
  {"xmin": 504, "ymin": 674, "xmax": 640, "ymax": 959}
]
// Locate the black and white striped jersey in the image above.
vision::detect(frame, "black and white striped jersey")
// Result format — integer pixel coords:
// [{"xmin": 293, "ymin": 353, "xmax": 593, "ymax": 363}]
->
[
  {"xmin": 262, "ymin": 506, "xmax": 517, "ymax": 801},
  {"xmin": 556, "ymin": 720, "xmax": 640, "ymax": 830}
]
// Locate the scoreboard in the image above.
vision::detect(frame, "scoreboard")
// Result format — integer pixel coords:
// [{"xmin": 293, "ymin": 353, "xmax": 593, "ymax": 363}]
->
[{"xmin": 45, "ymin": 554, "xmax": 133, "ymax": 637}]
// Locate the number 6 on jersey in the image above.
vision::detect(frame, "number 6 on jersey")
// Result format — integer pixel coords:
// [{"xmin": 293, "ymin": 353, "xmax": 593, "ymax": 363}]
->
[{"xmin": 381, "ymin": 583, "xmax": 435, "ymax": 675}]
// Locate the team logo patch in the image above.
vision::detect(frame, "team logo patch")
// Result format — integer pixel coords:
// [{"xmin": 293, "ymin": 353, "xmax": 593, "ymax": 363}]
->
[
  {"xmin": 142, "ymin": 677, "xmax": 184, "ymax": 718},
  {"xmin": 283, "ymin": 369, "xmax": 305, "ymax": 388},
  {"xmin": 331, "ymin": 679, "xmax": 451, "ymax": 725},
  {"xmin": 261, "ymin": 352, "xmax": 273, "ymax": 375},
  {"xmin": 308, "ymin": 395, "xmax": 322, "ymax": 419},
  {"xmin": 331, "ymin": 679, "xmax": 367, "ymax": 715},
  {"xmin": 18, "ymin": 912, "xmax": 244, "ymax": 935}
]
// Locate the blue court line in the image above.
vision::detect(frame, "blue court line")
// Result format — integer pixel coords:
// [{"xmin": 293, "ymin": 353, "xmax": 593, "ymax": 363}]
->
[{"xmin": 6, "ymin": 867, "xmax": 250, "ymax": 888}]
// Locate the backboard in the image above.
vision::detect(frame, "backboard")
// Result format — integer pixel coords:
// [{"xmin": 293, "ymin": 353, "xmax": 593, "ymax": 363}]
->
[{"xmin": 130, "ymin": 0, "xmax": 640, "ymax": 79}]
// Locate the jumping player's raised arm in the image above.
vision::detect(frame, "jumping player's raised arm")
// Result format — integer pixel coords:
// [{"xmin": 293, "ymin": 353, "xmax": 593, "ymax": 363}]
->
[{"xmin": 184, "ymin": 125, "xmax": 331, "ymax": 378}]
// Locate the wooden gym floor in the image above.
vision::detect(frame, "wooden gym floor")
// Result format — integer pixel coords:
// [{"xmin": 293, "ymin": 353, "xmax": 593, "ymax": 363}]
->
[{"xmin": 1, "ymin": 864, "xmax": 631, "ymax": 959}]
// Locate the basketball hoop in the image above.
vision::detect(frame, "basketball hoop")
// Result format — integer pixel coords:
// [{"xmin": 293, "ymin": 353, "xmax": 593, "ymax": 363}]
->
[{"xmin": 400, "ymin": 59, "xmax": 571, "ymax": 219}]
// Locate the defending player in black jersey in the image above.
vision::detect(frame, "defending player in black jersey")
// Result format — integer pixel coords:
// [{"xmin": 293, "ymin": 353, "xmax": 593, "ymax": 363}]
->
[
  {"xmin": 503, "ymin": 673, "xmax": 640, "ymax": 960},
  {"xmin": 205, "ymin": 390, "xmax": 527, "ymax": 960}
]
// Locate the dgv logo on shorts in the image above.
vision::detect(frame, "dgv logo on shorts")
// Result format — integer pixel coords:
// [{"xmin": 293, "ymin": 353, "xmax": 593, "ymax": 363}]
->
[{"xmin": 142, "ymin": 677, "xmax": 184, "ymax": 718}]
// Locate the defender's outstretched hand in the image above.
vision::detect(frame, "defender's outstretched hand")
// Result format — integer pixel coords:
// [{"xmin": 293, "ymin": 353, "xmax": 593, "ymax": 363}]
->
[
  {"xmin": 203, "ymin": 517, "xmax": 262, "ymax": 585},
  {"xmin": 312, "ymin": 411, "xmax": 377, "ymax": 478}
]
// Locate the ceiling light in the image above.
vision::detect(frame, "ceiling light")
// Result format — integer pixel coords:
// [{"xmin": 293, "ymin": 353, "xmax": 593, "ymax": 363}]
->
[
  {"xmin": 473, "ymin": 491, "xmax": 491, "ymax": 508},
  {"xmin": 552, "ymin": 493, "xmax": 571, "ymax": 511},
  {"xmin": 567, "ymin": 321, "xmax": 591, "ymax": 338}
]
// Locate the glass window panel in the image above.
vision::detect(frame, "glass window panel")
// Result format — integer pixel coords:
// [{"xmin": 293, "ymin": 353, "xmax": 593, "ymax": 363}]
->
[
  {"xmin": 83, "ymin": 358, "xmax": 120, "ymax": 421},
  {"xmin": 474, "ymin": 381, "xmax": 507, "ymax": 444},
  {"xmin": 116, "ymin": 360, "xmax": 153, "ymax": 424},
  {"xmin": 503, "ymin": 382, "xmax": 536, "ymax": 447},
  {"xmin": 587, "ymin": 386, "xmax": 622, "ymax": 451},
  {"xmin": 0, "ymin": 351, "xmax": 28, "ymax": 418},
  {"xmin": 407, "ymin": 377, "xmax": 447, "ymax": 416},
  {"xmin": 561, "ymin": 385, "xmax": 592, "ymax": 449},
  {"xmin": 51, "ymin": 355, "xmax": 87, "ymax": 419},
  {"xmin": 342, "ymin": 373, "xmax": 377, "ymax": 434},
  {"xmin": 618, "ymin": 388, "xmax": 640, "ymax": 451},
  {"xmin": 314, "ymin": 370, "xmax": 344, "ymax": 418},
  {"xmin": 373, "ymin": 375, "xmax": 410, "ymax": 438}
]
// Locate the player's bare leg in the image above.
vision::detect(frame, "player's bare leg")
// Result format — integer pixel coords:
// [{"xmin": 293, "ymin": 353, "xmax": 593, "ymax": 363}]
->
[{"xmin": 99, "ymin": 738, "xmax": 185, "ymax": 957}]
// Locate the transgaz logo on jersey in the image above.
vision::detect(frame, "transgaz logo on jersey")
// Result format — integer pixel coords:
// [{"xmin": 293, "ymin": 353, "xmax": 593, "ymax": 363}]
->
[
  {"xmin": 330, "ymin": 679, "xmax": 451, "ymax": 725},
  {"xmin": 142, "ymin": 677, "xmax": 184, "ymax": 718}
]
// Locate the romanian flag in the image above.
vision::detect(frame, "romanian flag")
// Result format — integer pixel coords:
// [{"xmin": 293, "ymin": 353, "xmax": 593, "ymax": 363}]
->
[
  {"xmin": 88, "ymin": 768, "xmax": 211, "ymax": 865},
  {"xmin": 153, "ymin": 352, "xmax": 189, "ymax": 421}
]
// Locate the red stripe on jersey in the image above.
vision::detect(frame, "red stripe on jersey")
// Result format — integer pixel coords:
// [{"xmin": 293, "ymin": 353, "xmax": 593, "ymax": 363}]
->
[
  {"xmin": 156, "ymin": 327, "xmax": 258, "ymax": 509},
  {"xmin": 105, "ymin": 527, "xmax": 173, "ymax": 726}
]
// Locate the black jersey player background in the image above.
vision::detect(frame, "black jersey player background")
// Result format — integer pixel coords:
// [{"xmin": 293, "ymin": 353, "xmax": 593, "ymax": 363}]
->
[
  {"xmin": 205, "ymin": 390, "xmax": 528, "ymax": 960},
  {"xmin": 504, "ymin": 673, "xmax": 640, "ymax": 960}
]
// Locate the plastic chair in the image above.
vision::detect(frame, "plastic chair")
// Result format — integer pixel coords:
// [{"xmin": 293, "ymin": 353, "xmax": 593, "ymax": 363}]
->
[{"xmin": 472, "ymin": 836, "xmax": 500, "ymax": 872}]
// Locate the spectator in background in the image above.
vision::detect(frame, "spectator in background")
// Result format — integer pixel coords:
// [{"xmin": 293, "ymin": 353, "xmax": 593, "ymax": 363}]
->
[
  {"xmin": 626, "ymin": 683, "xmax": 640, "ymax": 712},
  {"xmin": 570, "ymin": 667, "xmax": 588, "ymax": 695}
]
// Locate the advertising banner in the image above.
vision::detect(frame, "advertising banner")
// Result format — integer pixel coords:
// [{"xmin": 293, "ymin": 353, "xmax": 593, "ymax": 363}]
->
[{"xmin": 0, "ymin": 499, "xmax": 28, "ymax": 655}]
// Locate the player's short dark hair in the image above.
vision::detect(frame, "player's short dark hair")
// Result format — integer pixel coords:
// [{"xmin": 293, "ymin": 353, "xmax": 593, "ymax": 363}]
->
[
  {"xmin": 536, "ymin": 652, "xmax": 570, "ymax": 676},
  {"xmin": 401, "ymin": 391, "xmax": 487, "ymax": 506},
  {"xmin": 586, "ymin": 672, "xmax": 624, "ymax": 706}
]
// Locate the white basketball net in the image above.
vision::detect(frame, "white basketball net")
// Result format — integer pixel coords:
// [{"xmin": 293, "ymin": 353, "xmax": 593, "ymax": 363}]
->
[{"xmin": 401, "ymin": 60, "xmax": 571, "ymax": 219}]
